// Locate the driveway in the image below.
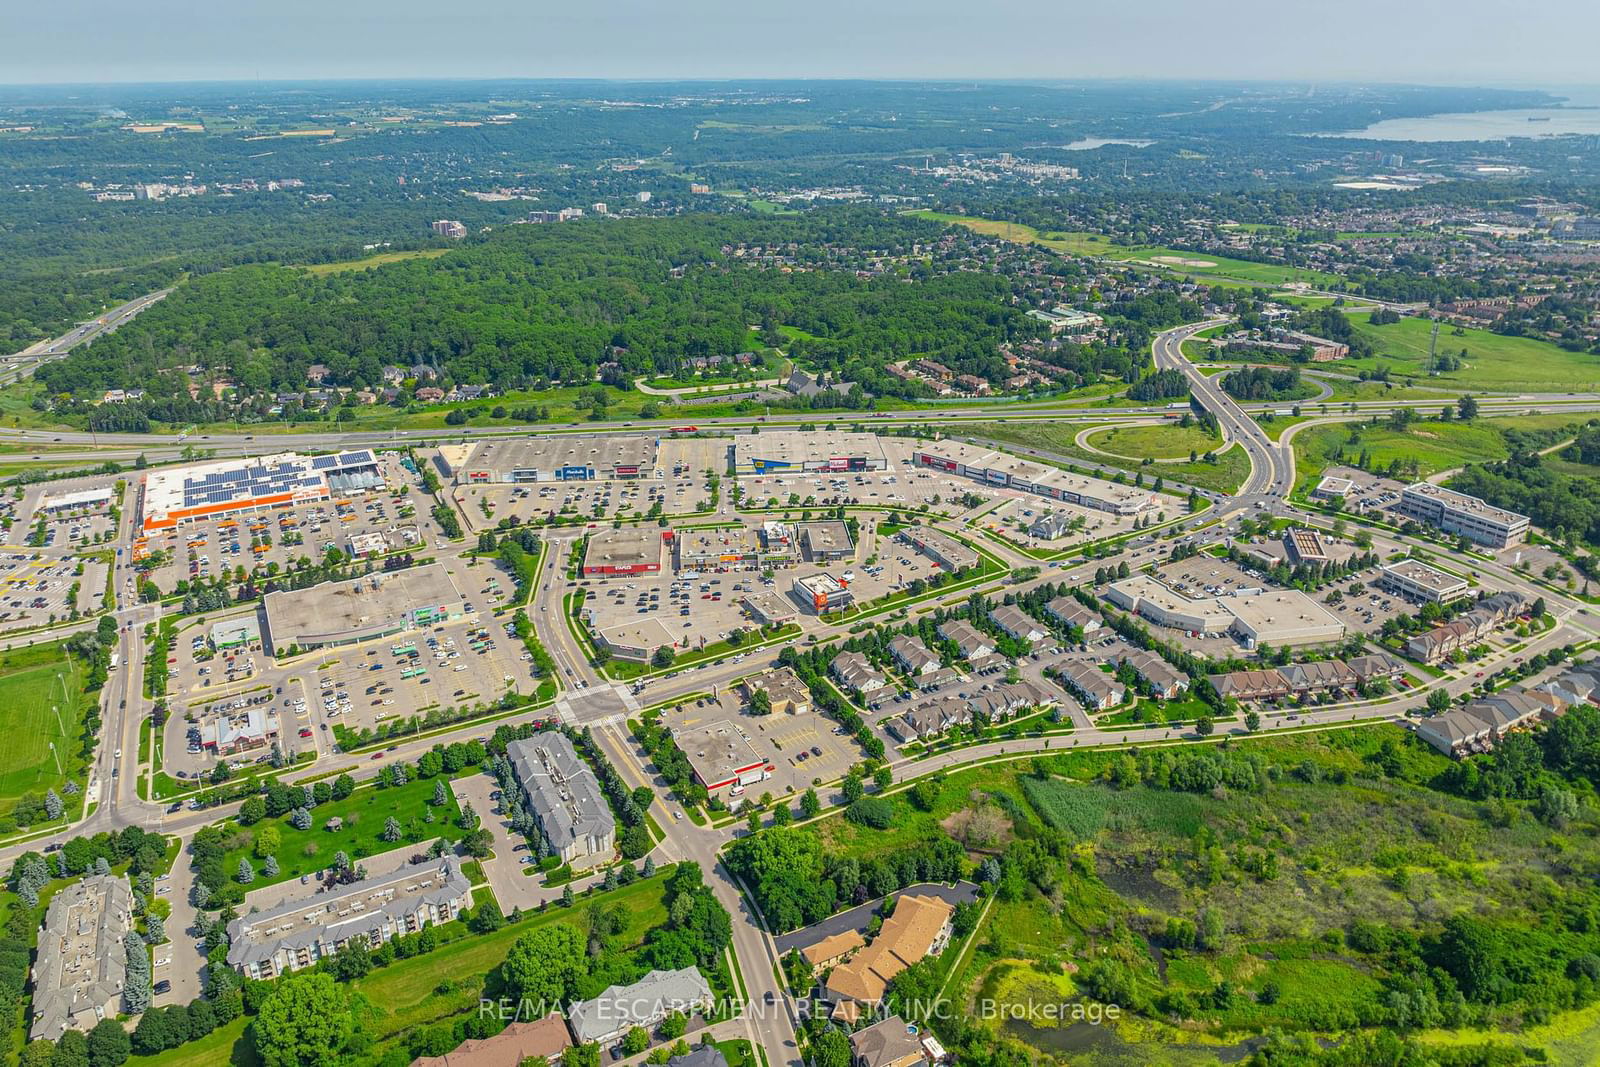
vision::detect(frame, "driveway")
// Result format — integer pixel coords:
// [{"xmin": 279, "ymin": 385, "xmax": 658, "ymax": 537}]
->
[
  {"xmin": 152, "ymin": 852, "xmax": 206, "ymax": 1008},
  {"xmin": 450, "ymin": 771, "xmax": 618, "ymax": 913}
]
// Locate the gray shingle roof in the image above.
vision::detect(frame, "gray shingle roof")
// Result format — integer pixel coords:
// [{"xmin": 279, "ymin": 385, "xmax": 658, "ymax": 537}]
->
[
  {"xmin": 567, "ymin": 967, "xmax": 712, "ymax": 1044},
  {"xmin": 507, "ymin": 733, "xmax": 616, "ymax": 857},
  {"xmin": 30, "ymin": 875, "xmax": 133, "ymax": 1040},
  {"xmin": 226, "ymin": 858, "xmax": 470, "ymax": 969}
]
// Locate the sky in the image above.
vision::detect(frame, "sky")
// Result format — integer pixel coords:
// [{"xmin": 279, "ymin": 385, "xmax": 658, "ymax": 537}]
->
[{"xmin": 2, "ymin": 0, "xmax": 1598, "ymax": 87}]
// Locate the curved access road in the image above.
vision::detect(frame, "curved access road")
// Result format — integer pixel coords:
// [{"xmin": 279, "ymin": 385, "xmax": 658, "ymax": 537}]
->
[{"xmin": 1152, "ymin": 319, "xmax": 1294, "ymax": 508}]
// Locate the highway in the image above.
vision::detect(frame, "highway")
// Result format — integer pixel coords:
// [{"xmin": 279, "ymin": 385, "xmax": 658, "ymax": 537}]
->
[
  {"xmin": 3, "ymin": 315, "xmax": 1597, "ymax": 1067},
  {"xmin": 0, "ymin": 289, "xmax": 172, "ymax": 387}
]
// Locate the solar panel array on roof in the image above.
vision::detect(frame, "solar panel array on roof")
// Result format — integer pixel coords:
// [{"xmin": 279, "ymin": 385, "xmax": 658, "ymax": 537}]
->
[
  {"xmin": 340, "ymin": 451, "xmax": 373, "ymax": 465},
  {"xmin": 179, "ymin": 458, "xmax": 327, "ymax": 509},
  {"xmin": 311, "ymin": 456, "xmax": 337, "ymax": 471}
]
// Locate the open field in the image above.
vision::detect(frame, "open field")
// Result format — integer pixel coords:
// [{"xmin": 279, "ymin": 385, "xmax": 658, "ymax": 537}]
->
[
  {"xmin": 800, "ymin": 725, "xmax": 1600, "ymax": 1064},
  {"xmin": 981, "ymin": 421, "xmax": 1251, "ymax": 495},
  {"xmin": 1347, "ymin": 312, "xmax": 1600, "ymax": 392},
  {"xmin": 0, "ymin": 641, "xmax": 88, "ymax": 816},
  {"xmin": 910, "ymin": 211, "xmax": 1344, "ymax": 288},
  {"xmin": 1291, "ymin": 412, "xmax": 1584, "ymax": 487},
  {"xmin": 1082, "ymin": 422, "xmax": 1223, "ymax": 460},
  {"xmin": 299, "ymin": 248, "xmax": 453, "ymax": 276}
]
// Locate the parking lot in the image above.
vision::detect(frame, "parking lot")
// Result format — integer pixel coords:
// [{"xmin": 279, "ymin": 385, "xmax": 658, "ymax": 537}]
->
[
  {"xmin": 134, "ymin": 487, "xmax": 429, "ymax": 598},
  {"xmin": 660, "ymin": 691, "xmax": 865, "ymax": 802},
  {"xmin": 576, "ymin": 523, "xmax": 951, "ymax": 656},
  {"xmin": 980, "ymin": 495, "xmax": 1138, "ymax": 550},
  {"xmin": 454, "ymin": 475, "xmax": 715, "ymax": 533},
  {"xmin": 0, "ymin": 549, "xmax": 109, "ymax": 631},
  {"xmin": 8, "ymin": 474, "xmax": 125, "ymax": 550},
  {"xmin": 160, "ymin": 612, "xmax": 540, "ymax": 779},
  {"xmin": 738, "ymin": 466, "xmax": 974, "ymax": 518}
]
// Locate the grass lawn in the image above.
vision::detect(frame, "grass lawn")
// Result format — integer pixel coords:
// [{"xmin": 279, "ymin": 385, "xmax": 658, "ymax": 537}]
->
[
  {"xmin": 979, "ymin": 421, "xmax": 1250, "ymax": 495},
  {"xmin": 356, "ymin": 872, "xmax": 670, "ymax": 1054},
  {"xmin": 218, "ymin": 776, "xmax": 467, "ymax": 890},
  {"xmin": 134, "ymin": 1020, "xmax": 257, "ymax": 1067},
  {"xmin": 1348, "ymin": 312, "xmax": 1600, "ymax": 392},
  {"xmin": 142, "ymin": 872, "xmax": 674, "ymax": 1066},
  {"xmin": 909, "ymin": 211, "xmax": 1343, "ymax": 288},
  {"xmin": 1291, "ymin": 413, "xmax": 1584, "ymax": 488},
  {"xmin": 1083, "ymin": 422, "xmax": 1224, "ymax": 460},
  {"xmin": 298, "ymin": 248, "xmax": 452, "ymax": 276},
  {"xmin": 0, "ymin": 640, "xmax": 89, "ymax": 819}
]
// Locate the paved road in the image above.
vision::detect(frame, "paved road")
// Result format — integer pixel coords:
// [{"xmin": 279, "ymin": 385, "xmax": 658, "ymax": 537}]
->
[
  {"xmin": 0, "ymin": 289, "xmax": 172, "ymax": 387},
  {"xmin": 7, "ymin": 318, "xmax": 1598, "ymax": 1067}
]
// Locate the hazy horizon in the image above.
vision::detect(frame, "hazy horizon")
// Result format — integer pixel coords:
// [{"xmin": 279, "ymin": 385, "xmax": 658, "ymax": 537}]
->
[{"xmin": 3, "ymin": 0, "xmax": 1597, "ymax": 88}]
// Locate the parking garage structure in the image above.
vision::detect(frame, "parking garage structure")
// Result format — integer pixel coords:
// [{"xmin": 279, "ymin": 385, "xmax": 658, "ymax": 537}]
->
[{"xmin": 261, "ymin": 562, "xmax": 468, "ymax": 654}]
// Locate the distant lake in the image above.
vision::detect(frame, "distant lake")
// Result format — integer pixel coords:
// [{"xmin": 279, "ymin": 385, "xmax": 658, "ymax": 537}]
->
[
  {"xmin": 1318, "ymin": 106, "xmax": 1600, "ymax": 142},
  {"xmin": 1060, "ymin": 138, "xmax": 1154, "ymax": 150}
]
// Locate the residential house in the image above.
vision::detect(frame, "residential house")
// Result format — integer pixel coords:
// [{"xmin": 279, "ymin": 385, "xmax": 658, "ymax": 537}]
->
[
  {"xmin": 989, "ymin": 605, "xmax": 1047, "ymax": 643},
  {"xmin": 1044, "ymin": 597, "xmax": 1101, "ymax": 636},
  {"xmin": 802, "ymin": 931, "xmax": 866, "ymax": 971},
  {"xmin": 1279, "ymin": 659, "xmax": 1358, "ymax": 695},
  {"xmin": 849, "ymin": 1017, "xmax": 925, "ymax": 1067},
  {"xmin": 566, "ymin": 967, "xmax": 713, "ymax": 1048},
  {"xmin": 1416, "ymin": 689, "xmax": 1551, "ymax": 757},
  {"xmin": 914, "ymin": 666, "xmax": 963, "ymax": 693},
  {"xmin": 1206, "ymin": 669, "xmax": 1290, "ymax": 702},
  {"xmin": 1117, "ymin": 650, "xmax": 1189, "ymax": 700},
  {"xmin": 970, "ymin": 680, "xmax": 1055, "ymax": 722},
  {"xmin": 888, "ymin": 696, "xmax": 971, "ymax": 743},
  {"xmin": 412, "ymin": 1013, "xmax": 573, "ymax": 1067},
  {"xmin": 888, "ymin": 635, "xmax": 941, "ymax": 676},
  {"xmin": 831, "ymin": 652, "xmax": 888, "ymax": 695},
  {"xmin": 937, "ymin": 620, "xmax": 994, "ymax": 660},
  {"xmin": 1058, "ymin": 662, "xmax": 1125, "ymax": 711},
  {"xmin": 825, "ymin": 896, "xmax": 954, "ymax": 1016}
]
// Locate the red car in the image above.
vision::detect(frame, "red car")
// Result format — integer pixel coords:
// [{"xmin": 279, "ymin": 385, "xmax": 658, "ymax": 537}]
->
[
  {"xmin": 370, "ymin": 752, "xmax": 384, "ymax": 760},
  {"xmin": 298, "ymin": 728, "xmax": 313, "ymax": 738}
]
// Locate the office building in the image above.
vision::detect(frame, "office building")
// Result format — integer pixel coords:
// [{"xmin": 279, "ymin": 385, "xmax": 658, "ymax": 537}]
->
[
  {"xmin": 1398, "ymin": 482, "xmax": 1530, "ymax": 548},
  {"xmin": 1379, "ymin": 559, "xmax": 1471, "ymax": 604}
]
